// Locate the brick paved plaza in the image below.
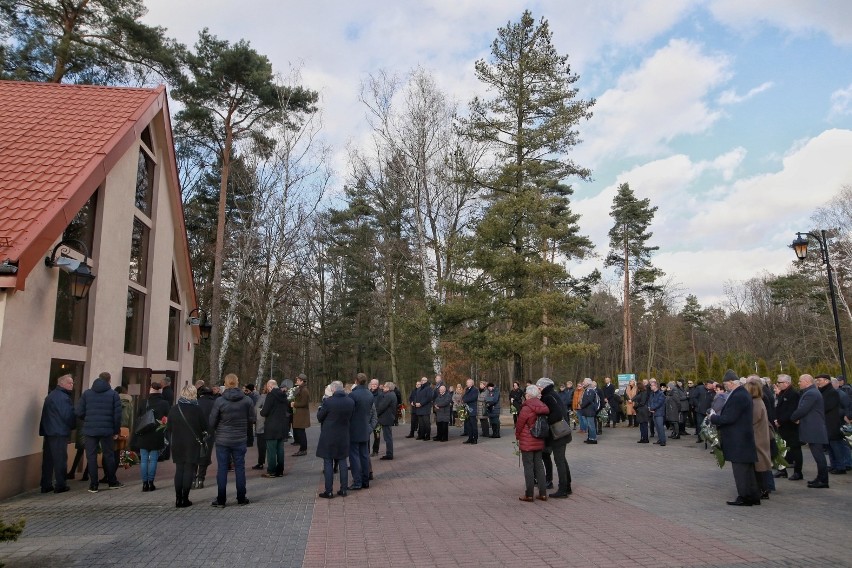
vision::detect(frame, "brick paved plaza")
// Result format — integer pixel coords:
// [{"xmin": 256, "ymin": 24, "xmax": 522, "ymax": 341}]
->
[{"xmin": 1, "ymin": 422, "xmax": 850, "ymax": 568}]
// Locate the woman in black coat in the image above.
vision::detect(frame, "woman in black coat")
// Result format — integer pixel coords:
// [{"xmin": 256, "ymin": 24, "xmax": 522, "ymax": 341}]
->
[
  {"xmin": 167, "ymin": 385, "xmax": 208, "ymax": 508},
  {"xmin": 136, "ymin": 384, "xmax": 170, "ymax": 491}
]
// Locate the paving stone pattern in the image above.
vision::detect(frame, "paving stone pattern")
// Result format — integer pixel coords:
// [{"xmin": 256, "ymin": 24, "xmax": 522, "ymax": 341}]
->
[{"xmin": 2, "ymin": 421, "xmax": 850, "ymax": 567}]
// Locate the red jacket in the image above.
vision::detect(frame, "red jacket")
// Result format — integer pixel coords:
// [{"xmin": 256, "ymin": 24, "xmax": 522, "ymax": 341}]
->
[{"xmin": 515, "ymin": 397, "xmax": 550, "ymax": 452}]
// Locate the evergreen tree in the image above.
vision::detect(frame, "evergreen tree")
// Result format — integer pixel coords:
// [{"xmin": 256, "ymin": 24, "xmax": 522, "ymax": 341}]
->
[
  {"xmin": 0, "ymin": 0, "xmax": 183, "ymax": 84},
  {"xmin": 696, "ymin": 352, "xmax": 708, "ymax": 381},
  {"xmin": 173, "ymin": 29, "xmax": 317, "ymax": 382},
  {"xmin": 607, "ymin": 182, "xmax": 661, "ymax": 374},
  {"xmin": 451, "ymin": 11, "xmax": 596, "ymax": 381},
  {"xmin": 710, "ymin": 354, "xmax": 723, "ymax": 382},
  {"xmin": 757, "ymin": 358, "xmax": 769, "ymax": 377}
]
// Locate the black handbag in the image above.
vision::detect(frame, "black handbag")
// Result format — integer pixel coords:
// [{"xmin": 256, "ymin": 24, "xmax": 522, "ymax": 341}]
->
[
  {"xmin": 530, "ymin": 415, "xmax": 550, "ymax": 439},
  {"xmin": 135, "ymin": 402, "xmax": 157, "ymax": 435},
  {"xmin": 177, "ymin": 404, "xmax": 208, "ymax": 459},
  {"xmin": 550, "ymin": 418, "xmax": 572, "ymax": 441}
]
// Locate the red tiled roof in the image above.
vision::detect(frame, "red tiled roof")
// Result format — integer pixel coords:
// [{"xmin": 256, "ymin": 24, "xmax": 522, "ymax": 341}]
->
[{"xmin": 0, "ymin": 81, "xmax": 165, "ymax": 289}]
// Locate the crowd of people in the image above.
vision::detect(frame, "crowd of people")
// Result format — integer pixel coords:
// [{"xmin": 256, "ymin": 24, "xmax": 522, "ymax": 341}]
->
[{"xmin": 38, "ymin": 367, "xmax": 851, "ymax": 508}]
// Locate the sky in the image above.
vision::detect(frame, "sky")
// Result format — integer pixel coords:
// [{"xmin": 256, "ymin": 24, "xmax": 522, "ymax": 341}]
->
[{"xmin": 143, "ymin": 0, "xmax": 852, "ymax": 308}]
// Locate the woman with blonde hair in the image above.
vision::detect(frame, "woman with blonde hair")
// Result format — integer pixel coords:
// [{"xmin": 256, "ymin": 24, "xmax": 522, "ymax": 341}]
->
[
  {"xmin": 166, "ymin": 385, "xmax": 208, "ymax": 508},
  {"xmin": 746, "ymin": 378, "xmax": 772, "ymax": 499},
  {"xmin": 625, "ymin": 379, "xmax": 638, "ymax": 427}
]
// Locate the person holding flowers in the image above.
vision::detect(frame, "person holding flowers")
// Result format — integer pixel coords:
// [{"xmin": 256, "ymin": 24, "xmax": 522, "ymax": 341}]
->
[
  {"xmin": 136, "ymin": 381, "xmax": 170, "ymax": 492},
  {"xmin": 515, "ymin": 384, "xmax": 550, "ymax": 502},
  {"xmin": 167, "ymin": 385, "xmax": 207, "ymax": 508},
  {"xmin": 509, "ymin": 382, "xmax": 524, "ymax": 425}
]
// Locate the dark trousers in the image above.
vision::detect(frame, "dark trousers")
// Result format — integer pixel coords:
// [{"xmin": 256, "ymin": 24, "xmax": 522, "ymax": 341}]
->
[
  {"xmin": 349, "ymin": 441, "xmax": 370, "ymax": 487},
  {"xmin": 255, "ymin": 433, "xmax": 265, "ymax": 465},
  {"xmin": 522, "ymin": 450, "xmax": 546, "ymax": 497},
  {"xmin": 215, "ymin": 443, "xmax": 247, "ymax": 503},
  {"xmin": 695, "ymin": 412, "xmax": 706, "ymax": 435},
  {"xmin": 731, "ymin": 461, "xmax": 760, "ymax": 501},
  {"xmin": 784, "ymin": 441, "xmax": 803, "ymax": 474},
  {"xmin": 408, "ymin": 416, "xmax": 419, "ymax": 437},
  {"xmin": 266, "ymin": 438, "xmax": 285, "ymax": 475},
  {"xmin": 653, "ymin": 414, "xmax": 666, "ymax": 444},
  {"xmin": 41, "ymin": 436, "xmax": 69, "ymax": 490},
  {"xmin": 542, "ymin": 437, "xmax": 571, "ymax": 492},
  {"xmin": 382, "ymin": 425, "xmax": 394, "ymax": 457},
  {"xmin": 466, "ymin": 415, "xmax": 478, "ymax": 441},
  {"xmin": 489, "ymin": 419, "xmax": 500, "ymax": 437},
  {"xmin": 174, "ymin": 462, "xmax": 194, "ymax": 493},
  {"xmin": 372, "ymin": 430, "xmax": 381, "ymax": 454},
  {"xmin": 293, "ymin": 428, "xmax": 307, "ymax": 451},
  {"xmin": 84, "ymin": 435, "xmax": 117, "ymax": 487},
  {"xmin": 808, "ymin": 443, "xmax": 828, "ymax": 482},
  {"xmin": 639, "ymin": 421, "xmax": 649, "ymax": 441},
  {"xmin": 323, "ymin": 457, "xmax": 348, "ymax": 493},
  {"xmin": 436, "ymin": 421, "xmax": 449, "ymax": 441},
  {"xmin": 479, "ymin": 417, "xmax": 490, "ymax": 438},
  {"xmin": 417, "ymin": 414, "xmax": 431, "ymax": 439}
]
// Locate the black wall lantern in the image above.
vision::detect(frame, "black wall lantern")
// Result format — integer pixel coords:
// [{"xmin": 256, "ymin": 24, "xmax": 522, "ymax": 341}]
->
[
  {"xmin": 187, "ymin": 307, "xmax": 212, "ymax": 340},
  {"xmin": 45, "ymin": 239, "xmax": 96, "ymax": 300}
]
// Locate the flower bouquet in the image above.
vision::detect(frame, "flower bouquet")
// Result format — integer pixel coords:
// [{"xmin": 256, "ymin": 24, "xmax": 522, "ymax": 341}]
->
[
  {"xmin": 373, "ymin": 424, "xmax": 382, "ymax": 435},
  {"xmin": 700, "ymin": 416, "xmax": 725, "ymax": 468},
  {"xmin": 119, "ymin": 450, "xmax": 139, "ymax": 469},
  {"xmin": 842, "ymin": 423, "xmax": 852, "ymax": 449},
  {"xmin": 155, "ymin": 416, "xmax": 168, "ymax": 432},
  {"xmin": 397, "ymin": 403, "xmax": 406, "ymax": 422},
  {"xmin": 772, "ymin": 430, "xmax": 789, "ymax": 470},
  {"xmin": 510, "ymin": 405, "xmax": 519, "ymax": 416},
  {"xmin": 457, "ymin": 404, "xmax": 469, "ymax": 423}
]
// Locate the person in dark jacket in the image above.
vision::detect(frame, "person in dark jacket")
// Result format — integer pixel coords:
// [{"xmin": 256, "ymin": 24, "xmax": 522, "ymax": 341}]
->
[
  {"xmin": 790, "ymin": 374, "xmax": 829, "ymax": 488},
  {"xmin": 693, "ymin": 381, "xmax": 716, "ymax": 438},
  {"xmin": 317, "ymin": 381, "xmax": 355, "ymax": 498},
  {"xmin": 462, "ymin": 378, "xmax": 479, "ymax": 444},
  {"xmin": 665, "ymin": 382, "xmax": 682, "ymax": 439},
  {"xmin": 484, "ymin": 382, "xmax": 501, "ymax": 438},
  {"xmin": 376, "ymin": 382, "xmax": 397, "ymax": 459},
  {"xmin": 509, "ymin": 382, "xmax": 524, "ymax": 425},
  {"xmin": 632, "ymin": 382, "xmax": 650, "ymax": 443},
  {"xmin": 773, "ymin": 374, "xmax": 802, "ymax": 479},
  {"xmin": 433, "ymin": 384, "xmax": 453, "ymax": 442},
  {"xmin": 647, "ymin": 379, "xmax": 666, "ymax": 446},
  {"xmin": 515, "ymin": 385, "xmax": 550, "ymax": 502},
  {"xmin": 260, "ymin": 379, "xmax": 290, "ymax": 478},
  {"xmin": 602, "ymin": 377, "xmax": 617, "ymax": 427},
  {"xmin": 709, "ymin": 370, "xmax": 760, "ymax": 505},
  {"xmin": 347, "ymin": 373, "xmax": 375, "ymax": 490},
  {"xmin": 414, "ymin": 377, "xmax": 433, "ymax": 440},
  {"xmin": 579, "ymin": 378, "xmax": 599, "ymax": 444},
  {"xmin": 476, "ymin": 380, "xmax": 490, "ymax": 439},
  {"xmin": 167, "ymin": 385, "xmax": 207, "ymax": 508},
  {"xmin": 831, "ymin": 377, "xmax": 852, "ymax": 472},
  {"xmin": 136, "ymin": 382, "xmax": 170, "ymax": 492},
  {"xmin": 76, "ymin": 371, "xmax": 123, "ymax": 493},
  {"xmin": 537, "ymin": 378, "xmax": 572, "ymax": 498},
  {"xmin": 40, "ymin": 374, "xmax": 76, "ymax": 493},
  {"xmin": 194, "ymin": 386, "xmax": 216, "ymax": 488},
  {"xmin": 405, "ymin": 378, "xmax": 421, "ymax": 438},
  {"xmin": 209, "ymin": 373, "xmax": 254, "ymax": 507},
  {"xmin": 815, "ymin": 374, "xmax": 846, "ymax": 475},
  {"xmin": 290, "ymin": 374, "xmax": 311, "ymax": 456}
]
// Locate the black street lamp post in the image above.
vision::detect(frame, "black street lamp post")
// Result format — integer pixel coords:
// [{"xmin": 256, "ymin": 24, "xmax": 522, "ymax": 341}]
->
[{"xmin": 791, "ymin": 230, "xmax": 847, "ymax": 380}]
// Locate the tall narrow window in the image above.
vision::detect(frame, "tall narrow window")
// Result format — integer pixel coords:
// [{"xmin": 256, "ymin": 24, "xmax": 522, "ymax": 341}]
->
[
  {"xmin": 167, "ymin": 306, "xmax": 180, "ymax": 361},
  {"xmin": 135, "ymin": 149, "xmax": 154, "ymax": 216},
  {"xmin": 128, "ymin": 217, "xmax": 150, "ymax": 284},
  {"xmin": 124, "ymin": 288, "xmax": 145, "ymax": 355}
]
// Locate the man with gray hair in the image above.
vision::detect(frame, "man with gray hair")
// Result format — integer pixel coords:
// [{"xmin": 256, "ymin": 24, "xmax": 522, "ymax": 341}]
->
[
  {"xmin": 579, "ymin": 378, "xmax": 599, "ymax": 444},
  {"xmin": 316, "ymin": 381, "xmax": 354, "ymax": 498},
  {"xmin": 773, "ymin": 374, "xmax": 802, "ymax": 480},
  {"xmin": 790, "ymin": 374, "xmax": 829, "ymax": 488},
  {"xmin": 259, "ymin": 379, "xmax": 289, "ymax": 477},
  {"xmin": 40, "ymin": 374, "xmax": 76, "ymax": 493}
]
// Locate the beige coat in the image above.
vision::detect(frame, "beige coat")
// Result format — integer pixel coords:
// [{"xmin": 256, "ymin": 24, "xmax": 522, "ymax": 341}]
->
[
  {"xmin": 752, "ymin": 398, "xmax": 772, "ymax": 472},
  {"xmin": 291, "ymin": 386, "xmax": 311, "ymax": 429},
  {"xmin": 625, "ymin": 384, "xmax": 638, "ymax": 415}
]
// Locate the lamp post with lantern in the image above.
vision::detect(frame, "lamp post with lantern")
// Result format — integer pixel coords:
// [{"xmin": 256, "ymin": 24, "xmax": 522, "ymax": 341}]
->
[{"xmin": 791, "ymin": 229, "xmax": 847, "ymax": 380}]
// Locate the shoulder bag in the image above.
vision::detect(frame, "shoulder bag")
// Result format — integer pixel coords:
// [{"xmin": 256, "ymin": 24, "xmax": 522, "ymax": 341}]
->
[
  {"xmin": 135, "ymin": 401, "xmax": 157, "ymax": 435},
  {"xmin": 550, "ymin": 418, "xmax": 572, "ymax": 441},
  {"xmin": 530, "ymin": 415, "xmax": 550, "ymax": 439}
]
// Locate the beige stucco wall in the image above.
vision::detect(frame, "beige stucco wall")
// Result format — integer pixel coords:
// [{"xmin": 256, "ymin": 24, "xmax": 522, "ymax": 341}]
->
[{"xmin": 0, "ymin": 108, "xmax": 196, "ymax": 499}]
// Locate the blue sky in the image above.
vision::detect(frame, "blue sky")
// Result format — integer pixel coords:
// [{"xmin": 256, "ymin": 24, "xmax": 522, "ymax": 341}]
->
[{"xmin": 144, "ymin": 0, "xmax": 852, "ymax": 307}]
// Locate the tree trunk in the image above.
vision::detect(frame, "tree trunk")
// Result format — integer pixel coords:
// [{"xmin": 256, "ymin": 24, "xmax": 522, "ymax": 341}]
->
[
  {"xmin": 622, "ymin": 224, "xmax": 632, "ymax": 373},
  {"xmin": 208, "ymin": 130, "xmax": 232, "ymax": 384}
]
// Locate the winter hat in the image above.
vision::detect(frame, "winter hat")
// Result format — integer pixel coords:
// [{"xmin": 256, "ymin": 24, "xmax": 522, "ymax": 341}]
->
[
  {"xmin": 722, "ymin": 369, "xmax": 739, "ymax": 383},
  {"xmin": 536, "ymin": 378, "xmax": 554, "ymax": 389}
]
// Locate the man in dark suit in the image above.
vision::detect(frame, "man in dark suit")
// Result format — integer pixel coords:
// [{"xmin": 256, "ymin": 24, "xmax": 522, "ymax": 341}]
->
[
  {"xmin": 710, "ymin": 369, "xmax": 760, "ymax": 506},
  {"xmin": 773, "ymin": 374, "xmax": 803, "ymax": 480},
  {"xmin": 316, "ymin": 381, "xmax": 355, "ymax": 498},
  {"xmin": 462, "ymin": 378, "xmax": 479, "ymax": 444},
  {"xmin": 791, "ymin": 374, "xmax": 829, "ymax": 488},
  {"xmin": 414, "ymin": 377, "xmax": 433, "ymax": 440},
  {"xmin": 347, "ymin": 373, "xmax": 375, "ymax": 490},
  {"xmin": 39, "ymin": 374, "xmax": 77, "ymax": 494}
]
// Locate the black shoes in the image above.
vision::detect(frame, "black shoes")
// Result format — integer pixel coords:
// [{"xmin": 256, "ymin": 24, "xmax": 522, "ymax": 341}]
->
[
  {"xmin": 549, "ymin": 491, "xmax": 569, "ymax": 498},
  {"xmin": 807, "ymin": 481, "xmax": 829, "ymax": 488},
  {"xmin": 774, "ymin": 469, "xmax": 788, "ymax": 478},
  {"xmin": 237, "ymin": 498, "xmax": 250, "ymax": 505},
  {"xmin": 726, "ymin": 497, "xmax": 760, "ymax": 506},
  {"xmin": 829, "ymin": 468, "xmax": 847, "ymax": 475},
  {"xmin": 108, "ymin": 482, "xmax": 124, "ymax": 490},
  {"xmin": 583, "ymin": 440, "xmax": 597, "ymax": 444},
  {"xmin": 211, "ymin": 500, "xmax": 226, "ymax": 508},
  {"xmin": 54, "ymin": 486, "xmax": 70, "ymax": 494},
  {"xmin": 40, "ymin": 486, "xmax": 54, "ymax": 493},
  {"xmin": 292, "ymin": 450, "xmax": 307, "ymax": 457},
  {"xmin": 142, "ymin": 482, "xmax": 150, "ymax": 492},
  {"xmin": 379, "ymin": 456, "xmax": 393, "ymax": 460},
  {"xmin": 318, "ymin": 491, "xmax": 334, "ymax": 499},
  {"xmin": 251, "ymin": 464, "xmax": 264, "ymax": 470},
  {"xmin": 788, "ymin": 472, "xmax": 803, "ymax": 480},
  {"xmin": 336, "ymin": 489, "xmax": 348, "ymax": 497},
  {"xmin": 404, "ymin": 435, "xmax": 415, "ymax": 438}
]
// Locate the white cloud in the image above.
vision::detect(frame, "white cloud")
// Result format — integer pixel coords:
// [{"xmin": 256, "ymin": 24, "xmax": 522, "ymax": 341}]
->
[
  {"xmin": 708, "ymin": 0, "xmax": 852, "ymax": 45},
  {"xmin": 718, "ymin": 81, "xmax": 774, "ymax": 105},
  {"xmin": 830, "ymin": 84, "xmax": 852, "ymax": 117},
  {"xmin": 578, "ymin": 39, "xmax": 731, "ymax": 165}
]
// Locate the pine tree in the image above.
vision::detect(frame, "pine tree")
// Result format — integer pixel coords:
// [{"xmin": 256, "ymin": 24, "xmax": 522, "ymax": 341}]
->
[
  {"xmin": 451, "ymin": 11, "xmax": 596, "ymax": 380},
  {"xmin": 710, "ymin": 354, "xmax": 723, "ymax": 382},
  {"xmin": 757, "ymin": 358, "xmax": 769, "ymax": 377},
  {"xmin": 696, "ymin": 352, "xmax": 708, "ymax": 381},
  {"xmin": 607, "ymin": 182, "xmax": 661, "ymax": 374}
]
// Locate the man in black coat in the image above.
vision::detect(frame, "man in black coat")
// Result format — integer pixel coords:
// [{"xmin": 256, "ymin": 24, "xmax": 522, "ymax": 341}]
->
[
  {"xmin": 376, "ymin": 382, "xmax": 397, "ymax": 460},
  {"xmin": 405, "ymin": 378, "xmax": 421, "ymax": 438},
  {"xmin": 317, "ymin": 381, "xmax": 355, "ymax": 498},
  {"xmin": 369, "ymin": 379, "xmax": 382, "ymax": 456},
  {"xmin": 39, "ymin": 374, "xmax": 76, "ymax": 493},
  {"xmin": 414, "ymin": 377, "xmax": 433, "ymax": 440},
  {"xmin": 260, "ymin": 379, "xmax": 290, "ymax": 478},
  {"xmin": 76, "ymin": 371, "xmax": 123, "ymax": 492},
  {"xmin": 710, "ymin": 370, "xmax": 760, "ymax": 506},
  {"xmin": 462, "ymin": 378, "xmax": 479, "ymax": 444},
  {"xmin": 348, "ymin": 373, "xmax": 375, "ymax": 490},
  {"xmin": 815, "ymin": 374, "xmax": 847, "ymax": 475},
  {"xmin": 194, "ymin": 387, "xmax": 217, "ymax": 488},
  {"xmin": 773, "ymin": 374, "xmax": 803, "ymax": 480}
]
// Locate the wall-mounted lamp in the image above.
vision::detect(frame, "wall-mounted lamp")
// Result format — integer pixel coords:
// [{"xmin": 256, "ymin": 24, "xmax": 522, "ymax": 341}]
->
[
  {"xmin": 45, "ymin": 239, "xmax": 95, "ymax": 300},
  {"xmin": 187, "ymin": 307, "xmax": 212, "ymax": 340}
]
